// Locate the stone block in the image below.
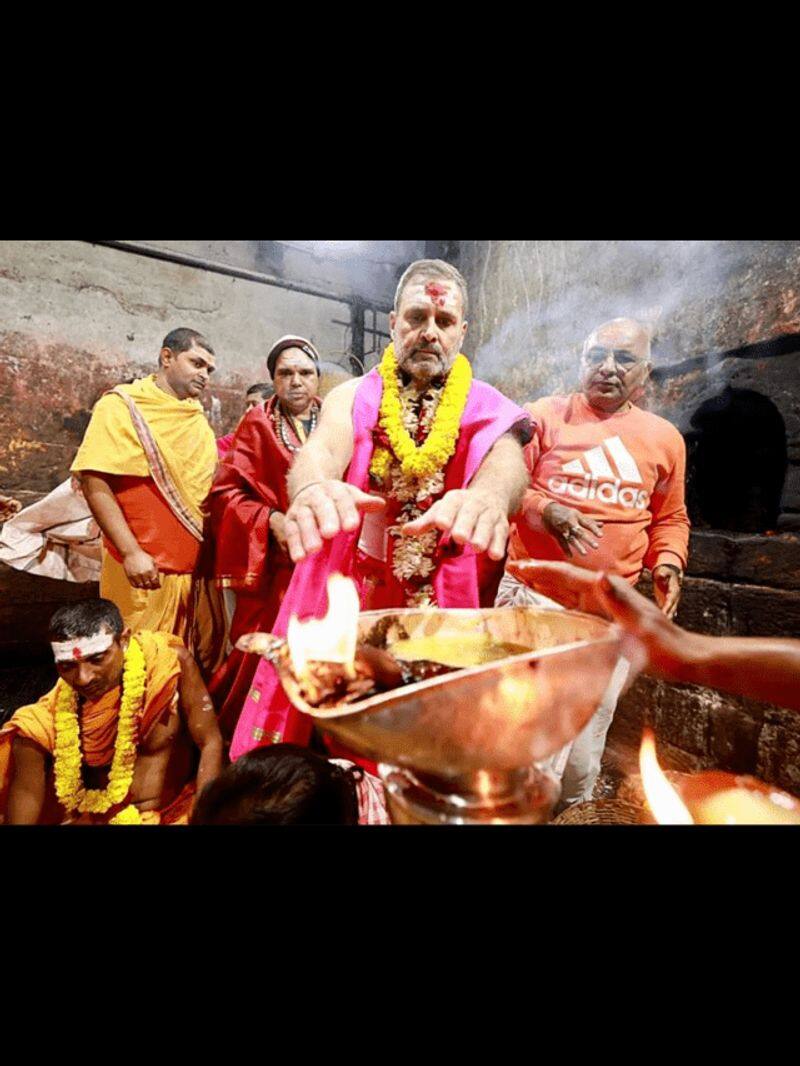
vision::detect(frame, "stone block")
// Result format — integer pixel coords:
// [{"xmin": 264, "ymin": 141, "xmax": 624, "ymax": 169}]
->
[
  {"xmin": 730, "ymin": 532, "xmax": 800, "ymax": 589},
  {"xmin": 707, "ymin": 705, "xmax": 762, "ymax": 773},
  {"xmin": 614, "ymin": 674, "xmax": 660, "ymax": 733},
  {"xmin": 649, "ymin": 737, "xmax": 715, "ymax": 773},
  {"xmin": 781, "ymin": 463, "xmax": 800, "ymax": 512},
  {"xmin": 653, "ymin": 681, "xmax": 714, "ymax": 756},
  {"xmin": 763, "ymin": 705, "xmax": 800, "ymax": 730},
  {"xmin": 729, "ymin": 583, "xmax": 800, "ymax": 636},
  {"xmin": 686, "ymin": 531, "xmax": 734, "ymax": 580},
  {"xmin": 756, "ymin": 722, "xmax": 800, "ymax": 796},
  {"xmin": 674, "ymin": 577, "xmax": 732, "ymax": 635},
  {"xmin": 717, "ymin": 691, "xmax": 774, "ymax": 724}
]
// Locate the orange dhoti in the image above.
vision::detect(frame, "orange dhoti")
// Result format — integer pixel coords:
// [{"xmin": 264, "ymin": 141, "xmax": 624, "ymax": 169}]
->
[
  {"xmin": 99, "ymin": 545, "xmax": 226, "ymax": 680},
  {"xmin": 71, "ymin": 375, "xmax": 227, "ymax": 679}
]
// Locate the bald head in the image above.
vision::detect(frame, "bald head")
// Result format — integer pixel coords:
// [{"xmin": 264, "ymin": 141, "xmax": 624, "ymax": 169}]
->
[
  {"xmin": 583, "ymin": 318, "xmax": 651, "ymax": 360},
  {"xmin": 580, "ymin": 317, "xmax": 652, "ymax": 413}
]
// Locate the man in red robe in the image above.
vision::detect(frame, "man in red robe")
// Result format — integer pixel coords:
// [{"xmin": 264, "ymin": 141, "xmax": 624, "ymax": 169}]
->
[{"xmin": 208, "ymin": 335, "xmax": 322, "ymax": 739}]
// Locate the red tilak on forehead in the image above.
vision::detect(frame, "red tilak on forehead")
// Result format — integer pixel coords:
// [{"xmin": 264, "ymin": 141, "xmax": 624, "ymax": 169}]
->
[{"xmin": 425, "ymin": 281, "xmax": 449, "ymax": 307}]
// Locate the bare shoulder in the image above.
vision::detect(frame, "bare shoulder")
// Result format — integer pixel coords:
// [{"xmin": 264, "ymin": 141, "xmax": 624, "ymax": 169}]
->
[
  {"xmin": 319, "ymin": 377, "xmax": 360, "ymax": 420},
  {"xmin": 12, "ymin": 734, "xmax": 48, "ymax": 767},
  {"xmin": 323, "ymin": 376, "xmax": 361, "ymax": 406}
]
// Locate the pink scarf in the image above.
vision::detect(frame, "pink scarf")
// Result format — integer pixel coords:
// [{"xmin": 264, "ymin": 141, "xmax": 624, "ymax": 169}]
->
[{"xmin": 229, "ymin": 368, "xmax": 528, "ymax": 760}]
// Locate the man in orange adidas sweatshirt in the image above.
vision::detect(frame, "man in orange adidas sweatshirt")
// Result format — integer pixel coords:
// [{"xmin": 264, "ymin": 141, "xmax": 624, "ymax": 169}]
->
[{"xmin": 499, "ymin": 317, "xmax": 690, "ymax": 809}]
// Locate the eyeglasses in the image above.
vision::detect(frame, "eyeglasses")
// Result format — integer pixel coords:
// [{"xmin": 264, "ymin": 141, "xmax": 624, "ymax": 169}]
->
[{"xmin": 582, "ymin": 347, "xmax": 642, "ymax": 371}]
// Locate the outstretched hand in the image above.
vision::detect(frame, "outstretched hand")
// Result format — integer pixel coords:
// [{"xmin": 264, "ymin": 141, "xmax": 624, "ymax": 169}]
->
[
  {"xmin": 505, "ymin": 559, "xmax": 612, "ymax": 616},
  {"xmin": 507, "ymin": 559, "xmax": 688, "ymax": 680},
  {"xmin": 401, "ymin": 489, "xmax": 509, "ymax": 561},
  {"xmin": 284, "ymin": 480, "xmax": 386, "ymax": 562},
  {"xmin": 596, "ymin": 572, "xmax": 689, "ymax": 678}
]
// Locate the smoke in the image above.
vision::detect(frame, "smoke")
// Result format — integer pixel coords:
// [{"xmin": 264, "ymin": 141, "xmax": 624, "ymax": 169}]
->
[{"xmin": 466, "ymin": 240, "xmax": 800, "ymax": 402}]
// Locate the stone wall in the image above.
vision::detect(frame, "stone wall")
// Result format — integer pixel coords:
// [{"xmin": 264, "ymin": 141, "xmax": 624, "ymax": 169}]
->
[
  {"xmin": 607, "ymin": 529, "xmax": 800, "ymax": 795},
  {"xmin": 0, "ymin": 240, "xmax": 423, "ymax": 505},
  {"xmin": 146, "ymin": 240, "xmax": 428, "ymax": 310},
  {"xmin": 650, "ymin": 344, "xmax": 800, "ymax": 531},
  {"xmin": 459, "ymin": 240, "xmax": 800, "ymax": 388}
]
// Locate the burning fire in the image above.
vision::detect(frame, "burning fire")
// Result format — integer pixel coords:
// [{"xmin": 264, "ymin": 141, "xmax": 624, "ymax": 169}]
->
[
  {"xmin": 638, "ymin": 729, "xmax": 800, "ymax": 824},
  {"xmin": 286, "ymin": 574, "xmax": 360, "ymax": 677},
  {"xmin": 639, "ymin": 728, "xmax": 694, "ymax": 825}
]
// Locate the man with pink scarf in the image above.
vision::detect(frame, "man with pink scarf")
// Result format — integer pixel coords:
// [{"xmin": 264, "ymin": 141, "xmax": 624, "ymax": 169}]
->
[{"xmin": 230, "ymin": 259, "xmax": 531, "ymax": 762}]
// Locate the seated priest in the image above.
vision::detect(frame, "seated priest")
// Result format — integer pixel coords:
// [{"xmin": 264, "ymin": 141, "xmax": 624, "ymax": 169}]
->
[{"xmin": 0, "ymin": 599, "xmax": 224, "ymax": 825}]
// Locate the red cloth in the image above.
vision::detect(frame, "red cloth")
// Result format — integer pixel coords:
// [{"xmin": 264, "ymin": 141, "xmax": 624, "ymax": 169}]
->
[
  {"xmin": 103, "ymin": 475, "xmax": 200, "ymax": 574},
  {"xmin": 207, "ymin": 396, "xmax": 315, "ymax": 739},
  {"xmin": 210, "ymin": 396, "xmax": 297, "ymax": 593},
  {"xmin": 216, "ymin": 432, "xmax": 236, "ymax": 460}
]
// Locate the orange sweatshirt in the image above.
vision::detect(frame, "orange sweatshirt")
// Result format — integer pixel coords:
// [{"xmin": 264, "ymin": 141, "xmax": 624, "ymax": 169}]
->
[{"xmin": 508, "ymin": 393, "xmax": 690, "ymax": 582}]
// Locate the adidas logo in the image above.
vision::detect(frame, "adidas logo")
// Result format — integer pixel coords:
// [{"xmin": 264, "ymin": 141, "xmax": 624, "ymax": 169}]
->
[{"xmin": 547, "ymin": 436, "xmax": 650, "ymax": 511}]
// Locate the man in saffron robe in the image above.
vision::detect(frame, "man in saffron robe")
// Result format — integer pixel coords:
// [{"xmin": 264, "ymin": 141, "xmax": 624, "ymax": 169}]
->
[
  {"xmin": 208, "ymin": 336, "xmax": 322, "ymax": 739},
  {"xmin": 70, "ymin": 328, "xmax": 226, "ymax": 678},
  {"xmin": 231, "ymin": 260, "xmax": 532, "ymax": 761},
  {"xmin": 0, "ymin": 599, "xmax": 224, "ymax": 824}
]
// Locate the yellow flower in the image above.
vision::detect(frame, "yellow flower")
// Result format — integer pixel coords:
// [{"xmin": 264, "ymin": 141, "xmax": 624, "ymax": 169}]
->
[
  {"xmin": 53, "ymin": 636, "xmax": 146, "ymax": 819},
  {"xmin": 370, "ymin": 344, "xmax": 472, "ymax": 482},
  {"xmin": 110, "ymin": 805, "xmax": 143, "ymax": 825},
  {"xmin": 370, "ymin": 446, "xmax": 394, "ymax": 485}
]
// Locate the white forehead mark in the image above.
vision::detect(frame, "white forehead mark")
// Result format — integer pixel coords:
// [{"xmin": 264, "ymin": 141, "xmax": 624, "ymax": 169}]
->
[{"xmin": 51, "ymin": 632, "xmax": 114, "ymax": 664}]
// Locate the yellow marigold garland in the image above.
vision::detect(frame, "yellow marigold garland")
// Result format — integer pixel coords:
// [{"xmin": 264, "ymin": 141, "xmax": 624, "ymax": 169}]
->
[
  {"xmin": 370, "ymin": 343, "xmax": 472, "ymax": 482},
  {"xmin": 53, "ymin": 635, "xmax": 146, "ymax": 825}
]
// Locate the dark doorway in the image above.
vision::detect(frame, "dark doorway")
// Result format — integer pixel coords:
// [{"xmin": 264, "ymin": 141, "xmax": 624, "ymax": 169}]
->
[{"xmin": 685, "ymin": 387, "xmax": 787, "ymax": 532}]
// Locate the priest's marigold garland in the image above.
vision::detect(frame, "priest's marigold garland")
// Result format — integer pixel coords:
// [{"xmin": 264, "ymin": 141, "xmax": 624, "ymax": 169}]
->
[
  {"xmin": 369, "ymin": 343, "xmax": 472, "ymax": 483},
  {"xmin": 53, "ymin": 636, "xmax": 146, "ymax": 824}
]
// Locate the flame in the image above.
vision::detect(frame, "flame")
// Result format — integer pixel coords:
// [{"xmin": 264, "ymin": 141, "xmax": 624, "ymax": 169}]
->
[
  {"xmin": 475, "ymin": 770, "xmax": 494, "ymax": 800},
  {"xmin": 639, "ymin": 728, "xmax": 694, "ymax": 825},
  {"xmin": 286, "ymin": 574, "xmax": 360, "ymax": 677}
]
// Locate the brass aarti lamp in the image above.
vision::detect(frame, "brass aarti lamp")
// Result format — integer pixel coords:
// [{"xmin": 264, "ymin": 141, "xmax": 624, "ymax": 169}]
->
[{"xmin": 241, "ymin": 577, "xmax": 629, "ymax": 825}]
